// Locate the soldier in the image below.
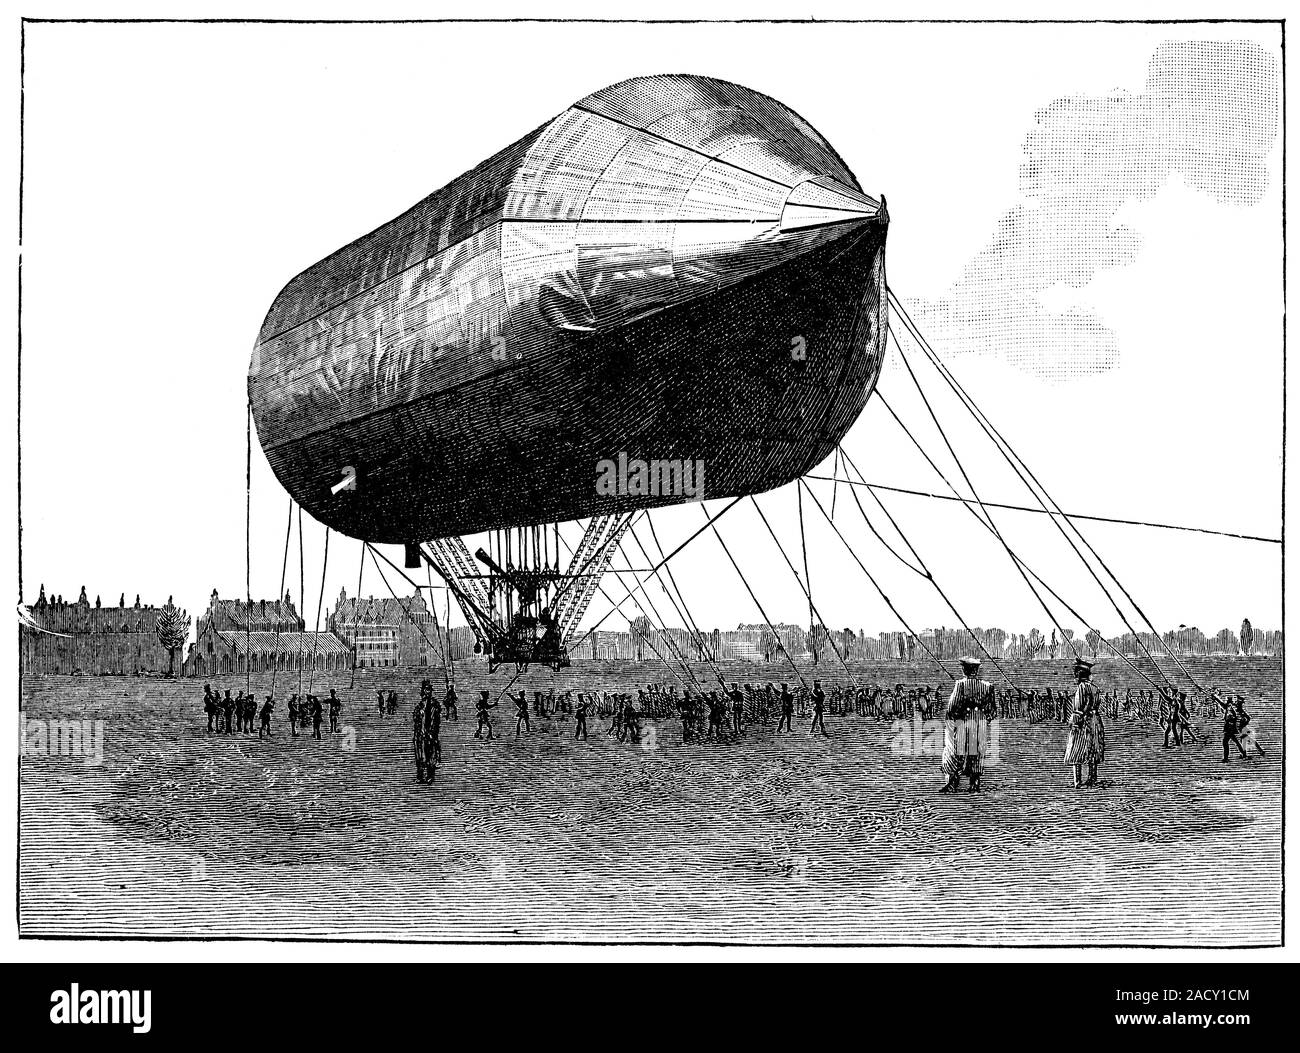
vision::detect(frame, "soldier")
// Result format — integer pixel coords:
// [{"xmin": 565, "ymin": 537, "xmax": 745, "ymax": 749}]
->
[
  {"xmin": 621, "ymin": 696, "xmax": 640, "ymax": 743},
  {"xmin": 574, "ymin": 694, "xmax": 589, "ymax": 740},
  {"xmin": 423, "ymin": 692, "xmax": 441, "ymax": 778},
  {"xmin": 810, "ymin": 680, "xmax": 828, "ymax": 737},
  {"xmin": 1063, "ymin": 657, "xmax": 1105, "ymax": 788},
  {"xmin": 310, "ymin": 695, "xmax": 324, "ymax": 740},
  {"xmin": 328, "ymin": 688, "xmax": 342, "ymax": 733},
  {"xmin": 474, "ymin": 691, "xmax": 497, "ymax": 739},
  {"xmin": 514, "ymin": 691, "xmax": 531, "ymax": 737},
  {"xmin": 287, "ymin": 694, "xmax": 299, "ymax": 737},
  {"xmin": 1219, "ymin": 694, "xmax": 1248, "ymax": 763},
  {"xmin": 941, "ymin": 658, "xmax": 994, "ymax": 793},
  {"xmin": 776, "ymin": 683, "xmax": 795, "ymax": 734},
  {"xmin": 258, "ymin": 696, "xmax": 274, "ymax": 738},
  {"xmin": 444, "ymin": 685, "xmax": 459, "ymax": 721},
  {"xmin": 1162, "ymin": 689, "xmax": 1189, "ymax": 748},
  {"xmin": 222, "ymin": 690, "xmax": 236, "ymax": 735},
  {"xmin": 378, "ymin": 689, "xmax": 387, "ymax": 717},
  {"xmin": 729, "ymin": 683, "xmax": 744, "ymax": 736},
  {"xmin": 412, "ymin": 696, "xmax": 428, "ymax": 782},
  {"xmin": 203, "ymin": 684, "xmax": 216, "ymax": 734}
]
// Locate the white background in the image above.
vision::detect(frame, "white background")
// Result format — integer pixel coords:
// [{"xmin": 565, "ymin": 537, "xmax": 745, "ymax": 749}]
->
[{"xmin": 1, "ymin": 2, "xmax": 1294, "ymax": 963}]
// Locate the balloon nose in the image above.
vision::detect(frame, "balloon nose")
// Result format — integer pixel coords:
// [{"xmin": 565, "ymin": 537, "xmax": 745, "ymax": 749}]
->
[{"xmin": 780, "ymin": 179, "xmax": 881, "ymax": 233}]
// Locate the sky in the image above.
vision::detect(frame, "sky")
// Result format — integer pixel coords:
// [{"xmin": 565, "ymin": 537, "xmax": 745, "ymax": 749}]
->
[{"xmin": 17, "ymin": 20, "xmax": 1283, "ymax": 644}]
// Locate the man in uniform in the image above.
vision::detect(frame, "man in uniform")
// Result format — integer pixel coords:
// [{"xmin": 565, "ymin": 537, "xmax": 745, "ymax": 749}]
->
[
  {"xmin": 203, "ymin": 684, "xmax": 216, "ymax": 733},
  {"xmin": 444, "ymin": 685, "xmax": 459, "ymax": 721},
  {"xmin": 475, "ymin": 690, "xmax": 497, "ymax": 739},
  {"xmin": 777, "ymin": 683, "xmax": 795, "ymax": 734},
  {"xmin": 810, "ymin": 680, "xmax": 828, "ymax": 737},
  {"xmin": 1162, "ymin": 689, "xmax": 1189, "ymax": 748},
  {"xmin": 309, "ymin": 694, "xmax": 324, "ymax": 740},
  {"xmin": 412, "ymin": 696, "xmax": 428, "ymax": 782},
  {"xmin": 423, "ymin": 691, "xmax": 441, "ymax": 778},
  {"xmin": 574, "ymin": 695, "xmax": 589, "ymax": 741},
  {"xmin": 222, "ymin": 690, "xmax": 236, "ymax": 736},
  {"xmin": 258, "ymin": 696, "xmax": 274, "ymax": 738},
  {"xmin": 328, "ymin": 688, "xmax": 342, "ymax": 733},
  {"xmin": 514, "ymin": 691, "xmax": 531, "ymax": 737},
  {"xmin": 1064, "ymin": 657, "xmax": 1105, "ymax": 787},
  {"xmin": 729, "ymin": 683, "xmax": 745, "ymax": 737},
  {"xmin": 941, "ymin": 658, "xmax": 994, "ymax": 793}
]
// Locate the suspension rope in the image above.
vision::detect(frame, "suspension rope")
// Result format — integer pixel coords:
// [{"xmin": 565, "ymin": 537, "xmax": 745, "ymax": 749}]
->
[
  {"xmin": 837, "ymin": 448, "xmax": 1017, "ymax": 690},
  {"xmin": 569, "ymin": 496, "xmax": 744, "ymax": 650},
  {"xmin": 556, "ymin": 523, "xmax": 697, "ymax": 692},
  {"xmin": 366, "ymin": 544, "xmax": 465, "ymax": 675},
  {"xmin": 644, "ymin": 514, "xmax": 716, "ymax": 669},
  {"xmin": 307, "ymin": 528, "xmax": 329, "ymax": 696},
  {"xmin": 627, "ymin": 518, "xmax": 728, "ymax": 689},
  {"xmin": 799, "ymin": 479, "xmax": 955, "ymax": 679},
  {"xmin": 244, "ymin": 402, "xmax": 252, "ymax": 696},
  {"xmin": 426, "ymin": 560, "xmax": 450, "ymax": 693},
  {"xmin": 270, "ymin": 498, "xmax": 293, "ymax": 700},
  {"xmin": 889, "ymin": 326, "xmax": 1081, "ymax": 661},
  {"xmin": 703, "ymin": 504, "xmax": 807, "ymax": 690},
  {"xmin": 802, "ymin": 476, "xmax": 1279, "ymax": 544},
  {"xmin": 797, "ymin": 485, "xmax": 819, "ymax": 663},
  {"xmin": 297, "ymin": 505, "xmax": 305, "ymax": 695},
  {"xmin": 350, "ymin": 541, "xmax": 364, "ymax": 690},
  {"xmin": 749, "ymin": 495, "xmax": 857, "ymax": 690},
  {"xmin": 891, "ymin": 291, "xmax": 1211, "ymax": 691}
]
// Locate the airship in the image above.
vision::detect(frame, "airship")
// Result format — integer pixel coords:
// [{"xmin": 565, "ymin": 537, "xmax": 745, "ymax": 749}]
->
[{"xmin": 249, "ymin": 74, "xmax": 888, "ymax": 669}]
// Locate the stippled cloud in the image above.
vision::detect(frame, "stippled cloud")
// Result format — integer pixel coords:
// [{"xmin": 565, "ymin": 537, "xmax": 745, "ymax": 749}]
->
[{"xmin": 914, "ymin": 39, "xmax": 1278, "ymax": 382}]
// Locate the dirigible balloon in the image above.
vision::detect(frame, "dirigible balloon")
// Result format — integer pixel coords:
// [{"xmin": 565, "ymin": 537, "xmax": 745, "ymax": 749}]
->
[{"xmin": 249, "ymin": 74, "xmax": 888, "ymax": 546}]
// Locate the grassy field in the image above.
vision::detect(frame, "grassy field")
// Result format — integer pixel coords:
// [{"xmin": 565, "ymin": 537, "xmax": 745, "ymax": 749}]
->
[{"xmin": 18, "ymin": 665, "xmax": 1282, "ymax": 945}]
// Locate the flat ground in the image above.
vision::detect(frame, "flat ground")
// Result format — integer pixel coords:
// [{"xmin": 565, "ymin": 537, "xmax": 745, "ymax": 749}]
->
[{"xmin": 19, "ymin": 668, "xmax": 1281, "ymax": 945}]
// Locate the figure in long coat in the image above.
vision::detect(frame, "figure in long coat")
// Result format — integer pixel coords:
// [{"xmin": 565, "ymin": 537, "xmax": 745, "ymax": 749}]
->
[
  {"xmin": 1064, "ymin": 657, "xmax": 1105, "ymax": 787},
  {"xmin": 941, "ymin": 657, "xmax": 994, "ymax": 793}
]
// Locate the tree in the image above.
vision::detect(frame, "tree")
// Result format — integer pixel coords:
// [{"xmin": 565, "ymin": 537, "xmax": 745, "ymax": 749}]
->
[
  {"xmin": 1025, "ymin": 628, "xmax": 1044, "ymax": 660},
  {"xmin": 155, "ymin": 597, "xmax": 191, "ymax": 677},
  {"xmin": 1240, "ymin": 618, "xmax": 1254, "ymax": 656},
  {"xmin": 809, "ymin": 623, "xmax": 830, "ymax": 664},
  {"xmin": 758, "ymin": 627, "xmax": 777, "ymax": 663},
  {"xmin": 1085, "ymin": 629, "xmax": 1102, "ymax": 657},
  {"xmin": 628, "ymin": 615, "xmax": 652, "ymax": 662}
]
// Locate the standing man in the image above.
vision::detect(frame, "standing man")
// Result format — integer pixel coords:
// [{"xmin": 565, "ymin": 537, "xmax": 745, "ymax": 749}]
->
[
  {"xmin": 810, "ymin": 680, "xmax": 828, "ymax": 737},
  {"xmin": 310, "ymin": 695, "xmax": 324, "ymax": 740},
  {"xmin": 203, "ymin": 684, "xmax": 216, "ymax": 734},
  {"xmin": 443, "ymin": 685, "xmax": 459, "ymax": 721},
  {"xmin": 328, "ymin": 688, "xmax": 342, "ymax": 734},
  {"xmin": 574, "ymin": 695, "xmax": 588, "ymax": 741},
  {"xmin": 514, "ymin": 691, "xmax": 531, "ymax": 737},
  {"xmin": 413, "ymin": 695, "xmax": 428, "ymax": 782},
  {"xmin": 258, "ymin": 696, "xmax": 274, "ymax": 739},
  {"xmin": 423, "ymin": 691, "xmax": 441, "ymax": 779},
  {"xmin": 729, "ymin": 683, "xmax": 745, "ymax": 737},
  {"xmin": 1064, "ymin": 657, "xmax": 1105, "ymax": 788},
  {"xmin": 777, "ymin": 683, "xmax": 795, "ymax": 734},
  {"xmin": 287, "ymin": 694, "xmax": 299, "ymax": 737},
  {"xmin": 474, "ymin": 690, "xmax": 497, "ymax": 739},
  {"xmin": 941, "ymin": 658, "xmax": 994, "ymax": 794}
]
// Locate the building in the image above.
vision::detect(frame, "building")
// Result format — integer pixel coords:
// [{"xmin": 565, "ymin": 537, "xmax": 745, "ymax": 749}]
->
[
  {"xmin": 184, "ymin": 589, "xmax": 352, "ymax": 677},
  {"xmin": 20, "ymin": 585, "xmax": 175, "ymax": 675},
  {"xmin": 328, "ymin": 587, "xmax": 439, "ymax": 668}
]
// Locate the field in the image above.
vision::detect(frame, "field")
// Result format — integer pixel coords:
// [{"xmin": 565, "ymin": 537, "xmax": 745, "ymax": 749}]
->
[{"xmin": 18, "ymin": 658, "xmax": 1282, "ymax": 945}]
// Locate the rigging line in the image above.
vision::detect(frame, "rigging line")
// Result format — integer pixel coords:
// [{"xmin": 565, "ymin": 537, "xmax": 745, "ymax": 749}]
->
[
  {"xmin": 426, "ymin": 560, "xmax": 450, "ymax": 694},
  {"xmin": 797, "ymin": 484, "xmax": 818, "ymax": 659},
  {"xmin": 297, "ymin": 505, "xmax": 305, "ymax": 696},
  {"xmin": 888, "ymin": 326, "xmax": 1081, "ymax": 661},
  {"xmin": 801, "ymin": 476, "xmax": 1280, "ymax": 544},
  {"xmin": 702, "ymin": 503, "xmax": 808, "ymax": 690},
  {"xmin": 555, "ymin": 522, "xmax": 697, "ymax": 691},
  {"xmin": 835, "ymin": 451, "xmax": 1016, "ymax": 691},
  {"xmin": 625, "ymin": 520, "xmax": 723, "ymax": 689},
  {"xmin": 830, "ymin": 445, "xmax": 841, "ymax": 520},
  {"xmin": 628, "ymin": 519, "xmax": 726, "ymax": 688},
  {"xmin": 606, "ymin": 541, "xmax": 700, "ymax": 691},
  {"xmin": 890, "ymin": 296, "xmax": 1210, "ymax": 692},
  {"xmin": 568, "ymin": 496, "xmax": 744, "ymax": 652},
  {"xmin": 872, "ymin": 387, "xmax": 1174, "ymax": 691},
  {"xmin": 749, "ymin": 495, "xmax": 857, "ymax": 690},
  {"xmin": 366, "ymin": 544, "xmax": 463, "ymax": 664},
  {"xmin": 245, "ymin": 402, "xmax": 251, "ymax": 697},
  {"xmin": 350, "ymin": 541, "xmax": 364, "ymax": 691},
  {"xmin": 814, "ymin": 464, "xmax": 928, "ymax": 577},
  {"xmin": 799, "ymin": 479, "xmax": 955, "ymax": 679},
  {"xmin": 271, "ymin": 498, "xmax": 293, "ymax": 700},
  {"xmin": 307, "ymin": 528, "xmax": 330, "ymax": 697},
  {"xmin": 644, "ymin": 514, "xmax": 714, "ymax": 666}
]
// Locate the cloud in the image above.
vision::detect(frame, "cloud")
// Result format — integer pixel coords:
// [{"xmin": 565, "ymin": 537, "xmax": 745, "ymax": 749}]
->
[{"xmin": 913, "ymin": 39, "xmax": 1278, "ymax": 382}]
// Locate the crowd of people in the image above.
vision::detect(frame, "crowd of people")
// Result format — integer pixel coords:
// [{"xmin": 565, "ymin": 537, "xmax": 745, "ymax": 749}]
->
[{"xmin": 196, "ymin": 663, "xmax": 1266, "ymax": 792}]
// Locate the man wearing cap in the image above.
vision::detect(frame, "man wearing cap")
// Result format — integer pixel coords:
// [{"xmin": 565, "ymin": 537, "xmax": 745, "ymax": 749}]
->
[
  {"xmin": 941, "ymin": 657, "xmax": 994, "ymax": 793},
  {"xmin": 1064, "ymin": 657, "xmax": 1105, "ymax": 788}
]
